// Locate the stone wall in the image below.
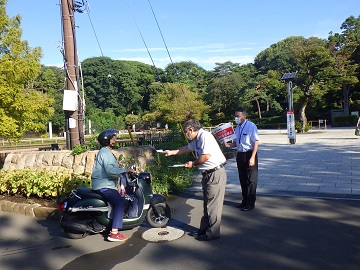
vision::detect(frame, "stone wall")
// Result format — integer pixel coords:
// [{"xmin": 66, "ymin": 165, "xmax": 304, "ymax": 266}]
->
[{"xmin": 2, "ymin": 146, "xmax": 157, "ymax": 174}]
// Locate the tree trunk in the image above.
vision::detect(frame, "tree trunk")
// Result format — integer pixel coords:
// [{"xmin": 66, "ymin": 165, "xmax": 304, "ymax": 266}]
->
[
  {"xmin": 299, "ymin": 99, "xmax": 309, "ymax": 133},
  {"xmin": 342, "ymin": 84, "xmax": 350, "ymax": 115},
  {"xmin": 255, "ymin": 99, "xmax": 262, "ymax": 119}
]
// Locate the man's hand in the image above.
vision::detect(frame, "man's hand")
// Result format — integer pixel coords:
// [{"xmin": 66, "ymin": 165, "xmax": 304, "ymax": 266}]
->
[
  {"xmin": 249, "ymin": 157, "xmax": 255, "ymax": 167},
  {"xmin": 162, "ymin": 150, "xmax": 174, "ymax": 156},
  {"xmin": 184, "ymin": 161, "xmax": 194, "ymax": 168}
]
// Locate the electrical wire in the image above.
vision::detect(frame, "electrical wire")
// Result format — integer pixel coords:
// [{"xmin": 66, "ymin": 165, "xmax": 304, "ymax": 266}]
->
[
  {"xmin": 124, "ymin": 0, "xmax": 159, "ymax": 76},
  {"xmin": 87, "ymin": 12, "xmax": 104, "ymax": 57},
  {"xmin": 146, "ymin": 0, "xmax": 179, "ymax": 80}
]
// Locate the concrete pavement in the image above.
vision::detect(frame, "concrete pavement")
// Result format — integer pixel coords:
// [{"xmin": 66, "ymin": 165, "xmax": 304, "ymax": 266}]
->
[{"xmin": 190, "ymin": 127, "xmax": 360, "ymax": 200}]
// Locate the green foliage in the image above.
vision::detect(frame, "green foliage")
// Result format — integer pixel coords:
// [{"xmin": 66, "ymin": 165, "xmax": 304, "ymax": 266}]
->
[
  {"xmin": 71, "ymin": 144, "xmax": 88, "ymax": 155},
  {"xmin": 148, "ymin": 130, "xmax": 195, "ymax": 194},
  {"xmin": 82, "ymin": 57, "xmax": 159, "ymax": 117},
  {"xmin": 88, "ymin": 108, "xmax": 124, "ymax": 134},
  {"xmin": 332, "ymin": 115, "xmax": 358, "ymax": 126},
  {"xmin": 146, "ymin": 82, "xmax": 209, "ymax": 124},
  {"xmin": 125, "ymin": 114, "xmax": 140, "ymax": 126},
  {"xmin": 295, "ymin": 121, "xmax": 310, "ymax": 133},
  {"xmin": 33, "ymin": 66, "xmax": 66, "ymax": 134},
  {"xmin": 0, "ymin": 1, "xmax": 54, "ymax": 140},
  {"xmin": 117, "ymin": 153, "xmax": 135, "ymax": 168},
  {"xmin": 0, "ymin": 169, "xmax": 91, "ymax": 199},
  {"xmin": 163, "ymin": 61, "xmax": 209, "ymax": 93},
  {"xmin": 87, "ymin": 134, "xmax": 100, "ymax": 150},
  {"xmin": 252, "ymin": 115, "xmax": 286, "ymax": 129},
  {"xmin": 204, "ymin": 71, "xmax": 247, "ymax": 123}
]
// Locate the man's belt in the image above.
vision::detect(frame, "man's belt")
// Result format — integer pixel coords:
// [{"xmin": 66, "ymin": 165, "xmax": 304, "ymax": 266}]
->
[{"xmin": 202, "ymin": 162, "xmax": 227, "ymax": 176}]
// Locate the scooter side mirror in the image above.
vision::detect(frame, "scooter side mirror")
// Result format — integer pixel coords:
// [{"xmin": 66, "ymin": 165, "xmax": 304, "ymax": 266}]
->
[{"xmin": 138, "ymin": 172, "xmax": 151, "ymax": 185}]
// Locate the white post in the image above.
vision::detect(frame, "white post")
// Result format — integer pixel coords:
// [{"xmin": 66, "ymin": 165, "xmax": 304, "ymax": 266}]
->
[
  {"xmin": 49, "ymin": 122, "xmax": 53, "ymax": 139},
  {"xmin": 88, "ymin": 119, "xmax": 92, "ymax": 135}
]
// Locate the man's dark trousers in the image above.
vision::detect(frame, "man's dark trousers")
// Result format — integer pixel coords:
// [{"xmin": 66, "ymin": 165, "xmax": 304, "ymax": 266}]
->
[{"xmin": 236, "ymin": 151, "xmax": 258, "ymax": 206}]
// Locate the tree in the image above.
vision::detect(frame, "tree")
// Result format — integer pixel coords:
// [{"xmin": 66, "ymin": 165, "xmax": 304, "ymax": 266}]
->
[
  {"xmin": 146, "ymin": 82, "xmax": 209, "ymax": 124},
  {"xmin": 82, "ymin": 57, "xmax": 159, "ymax": 117},
  {"xmin": 0, "ymin": 0, "xmax": 54, "ymax": 140},
  {"xmin": 254, "ymin": 36, "xmax": 305, "ymax": 74},
  {"xmin": 210, "ymin": 61, "xmax": 242, "ymax": 77},
  {"xmin": 292, "ymin": 37, "xmax": 334, "ymax": 131},
  {"xmin": 328, "ymin": 15, "xmax": 360, "ymax": 115},
  {"xmin": 163, "ymin": 61, "xmax": 209, "ymax": 94},
  {"xmin": 125, "ymin": 114, "xmax": 140, "ymax": 127},
  {"xmin": 254, "ymin": 36, "xmax": 334, "ymax": 131},
  {"xmin": 33, "ymin": 66, "xmax": 66, "ymax": 134},
  {"xmin": 88, "ymin": 108, "xmax": 123, "ymax": 133},
  {"xmin": 204, "ymin": 71, "xmax": 246, "ymax": 122}
]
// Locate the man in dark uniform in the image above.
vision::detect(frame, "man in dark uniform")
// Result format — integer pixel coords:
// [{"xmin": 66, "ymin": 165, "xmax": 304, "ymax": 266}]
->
[{"xmin": 225, "ymin": 107, "xmax": 259, "ymax": 211}]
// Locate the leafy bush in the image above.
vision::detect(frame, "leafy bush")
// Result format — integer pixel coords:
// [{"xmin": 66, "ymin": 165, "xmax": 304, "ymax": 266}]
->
[
  {"xmin": 149, "ymin": 130, "xmax": 195, "ymax": 194},
  {"xmin": 295, "ymin": 121, "xmax": 311, "ymax": 132},
  {"xmin": 71, "ymin": 144, "xmax": 88, "ymax": 155},
  {"xmin": 332, "ymin": 115, "xmax": 357, "ymax": 127},
  {"xmin": 0, "ymin": 169, "xmax": 91, "ymax": 199}
]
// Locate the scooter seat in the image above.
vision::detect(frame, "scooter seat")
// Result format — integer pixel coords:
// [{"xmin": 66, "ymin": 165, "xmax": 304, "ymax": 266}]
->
[{"xmin": 77, "ymin": 187, "xmax": 104, "ymax": 200}]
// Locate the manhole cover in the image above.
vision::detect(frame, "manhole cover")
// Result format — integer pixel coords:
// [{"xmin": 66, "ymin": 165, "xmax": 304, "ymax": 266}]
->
[{"xmin": 141, "ymin": 226, "xmax": 185, "ymax": 243}]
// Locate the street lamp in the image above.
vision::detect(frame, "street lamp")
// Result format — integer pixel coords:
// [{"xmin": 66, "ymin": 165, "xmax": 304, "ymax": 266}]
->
[{"xmin": 281, "ymin": 72, "xmax": 297, "ymax": 144}]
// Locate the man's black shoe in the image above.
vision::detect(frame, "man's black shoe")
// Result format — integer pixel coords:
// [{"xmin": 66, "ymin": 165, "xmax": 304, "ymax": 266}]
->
[
  {"xmin": 195, "ymin": 234, "xmax": 219, "ymax": 241},
  {"xmin": 241, "ymin": 205, "xmax": 255, "ymax": 212},
  {"xmin": 188, "ymin": 230, "xmax": 205, "ymax": 237},
  {"xmin": 236, "ymin": 201, "xmax": 246, "ymax": 208}
]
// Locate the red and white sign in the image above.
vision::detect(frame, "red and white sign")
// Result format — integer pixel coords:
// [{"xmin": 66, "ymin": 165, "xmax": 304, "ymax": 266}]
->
[
  {"xmin": 212, "ymin": 123, "xmax": 237, "ymax": 143},
  {"xmin": 286, "ymin": 111, "xmax": 296, "ymax": 139}
]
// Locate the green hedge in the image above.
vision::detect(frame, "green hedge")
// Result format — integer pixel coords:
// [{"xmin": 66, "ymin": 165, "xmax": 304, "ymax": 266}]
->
[
  {"xmin": 332, "ymin": 115, "xmax": 357, "ymax": 127},
  {"xmin": 0, "ymin": 169, "xmax": 91, "ymax": 199}
]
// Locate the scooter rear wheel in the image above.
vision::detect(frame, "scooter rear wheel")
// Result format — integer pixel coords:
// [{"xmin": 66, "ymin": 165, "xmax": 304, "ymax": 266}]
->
[
  {"xmin": 146, "ymin": 203, "xmax": 171, "ymax": 228},
  {"xmin": 62, "ymin": 214, "xmax": 90, "ymax": 239}
]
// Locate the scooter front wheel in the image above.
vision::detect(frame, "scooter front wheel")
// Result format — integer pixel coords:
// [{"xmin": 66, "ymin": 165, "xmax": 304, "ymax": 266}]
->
[{"xmin": 146, "ymin": 203, "xmax": 171, "ymax": 228}]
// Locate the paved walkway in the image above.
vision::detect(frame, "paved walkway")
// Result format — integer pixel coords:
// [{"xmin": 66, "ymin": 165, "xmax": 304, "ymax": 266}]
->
[{"xmin": 189, "ymin": 127, "xmax": 360, "ymax": 200}]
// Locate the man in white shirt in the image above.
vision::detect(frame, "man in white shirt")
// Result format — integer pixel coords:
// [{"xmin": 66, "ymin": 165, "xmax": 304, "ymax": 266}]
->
[{"xmin": 162, "ymin": 119, "xmax": 227, "ymax": 241}]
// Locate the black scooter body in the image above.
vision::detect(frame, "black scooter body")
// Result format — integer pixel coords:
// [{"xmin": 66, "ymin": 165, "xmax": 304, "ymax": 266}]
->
[{"xmin": 58, "ymin": 172, "xmax": 171, "ymax": 239}]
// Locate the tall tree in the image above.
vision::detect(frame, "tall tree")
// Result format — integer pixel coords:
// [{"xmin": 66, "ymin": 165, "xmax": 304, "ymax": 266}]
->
[
  {"xmin": 0, "ymin": 0, "xmax": 54, "ymax": 140},
  {"xmin": 328, "ymin": 15, "xmax": 360, "ymax": 115},
  {"xmin": 33, "ymin": 66, "xmax": 66, "ymax": 134},
  {"xmin": 204, "ymin": 71, "xmax": 247, "ymax": 122},
  {"xmin": 82, "ymin": 57, "xmax": 159, "ymax": 116},
  {"xmin": 210, "ymin": 61, "xmax": 242, "ymax": 77},
  {"xmin": 163, "ymin": 61, "xmax": 209, "ymax": 94},
  {"xmin": 254, "ymin": 36, "xmax": 334, "ymax": 130},
  {"xmin": 293, "ymin": 37, "xmax": 334, "ymax": 130},
  {"xmin": 146, "ymin": 82, "xmax": 209, "ymax": 124}
]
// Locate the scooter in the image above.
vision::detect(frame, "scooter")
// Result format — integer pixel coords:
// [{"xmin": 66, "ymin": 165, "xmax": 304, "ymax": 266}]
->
[{"xmin": 57, "ymin": 171, "xmax": 171, "ymax": 239}]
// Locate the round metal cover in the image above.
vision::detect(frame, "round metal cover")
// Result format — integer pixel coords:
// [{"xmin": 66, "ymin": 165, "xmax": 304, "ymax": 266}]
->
[{"xmin": 141, "ymin": 226, "xmax": 185, "ymax": 243}]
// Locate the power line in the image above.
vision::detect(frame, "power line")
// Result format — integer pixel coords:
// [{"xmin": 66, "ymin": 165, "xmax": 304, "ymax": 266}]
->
[
  {"xmin": 124, "ymin": 0, "xmax": 158, "ymax": 72},
  {"xmin": 147, "ymin": 0, "xmax": 179, "ymax": 81}
]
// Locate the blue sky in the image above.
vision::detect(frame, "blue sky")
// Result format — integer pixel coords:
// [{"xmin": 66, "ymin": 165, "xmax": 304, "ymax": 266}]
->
[{"xmin": 6, "ymin": 0, "xmax": 360, "ymax": 70}]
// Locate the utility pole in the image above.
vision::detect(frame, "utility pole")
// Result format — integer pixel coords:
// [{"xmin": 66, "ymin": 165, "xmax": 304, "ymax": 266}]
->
[{"xmin": 60, "ymin": 0, "xmax": 84, "ymax": 149}]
